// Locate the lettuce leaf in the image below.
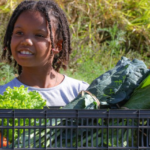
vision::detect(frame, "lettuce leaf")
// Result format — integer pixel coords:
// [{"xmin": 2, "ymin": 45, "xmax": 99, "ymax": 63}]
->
[{"xmin": 0, "ymin": 85, "xmax": 46, "ymax": 109}]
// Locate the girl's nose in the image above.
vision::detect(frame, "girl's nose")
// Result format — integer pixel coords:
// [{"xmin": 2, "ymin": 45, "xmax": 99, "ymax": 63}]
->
[{"xmin": 20, "ymin": 37, "xmax": 33, "ymax": 46}]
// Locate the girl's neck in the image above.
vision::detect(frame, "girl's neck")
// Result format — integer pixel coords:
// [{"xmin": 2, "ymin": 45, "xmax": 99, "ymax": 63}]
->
[{"xmin": 17, "ymin": 67, "xmax": 64, "ymax": 88}]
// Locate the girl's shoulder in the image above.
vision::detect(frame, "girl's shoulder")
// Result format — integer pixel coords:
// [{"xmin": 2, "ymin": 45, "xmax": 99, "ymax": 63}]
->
[
  {"xmin": 0, "ymin": 78, "xmax": 22, "ymax": 95},
  {"xmin": 62, "ymin": 75, "xmax": 89, "ymax": 90}
]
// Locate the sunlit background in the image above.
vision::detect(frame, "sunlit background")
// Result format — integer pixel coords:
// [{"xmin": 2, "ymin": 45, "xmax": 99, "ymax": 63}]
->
[{"xmin": 0, "ymin": 0, "xmax": 150, "ymax": 84}]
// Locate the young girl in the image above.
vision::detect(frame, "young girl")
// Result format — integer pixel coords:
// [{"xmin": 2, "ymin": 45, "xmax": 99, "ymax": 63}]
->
[{"xmin": 0, "ymin": 0, "xmax": 89, "ymax": 106}]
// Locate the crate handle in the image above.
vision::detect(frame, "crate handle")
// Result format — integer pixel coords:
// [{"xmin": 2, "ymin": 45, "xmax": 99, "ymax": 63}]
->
[{"xmin": 79, "ymin": 90, "xmax": 100, "ymax": 109}]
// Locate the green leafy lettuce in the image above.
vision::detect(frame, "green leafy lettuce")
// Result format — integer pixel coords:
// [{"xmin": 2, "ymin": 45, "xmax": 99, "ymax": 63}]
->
[{"xmin": 0, "ymin": 85, "xmax": 46, "ymax": 109}]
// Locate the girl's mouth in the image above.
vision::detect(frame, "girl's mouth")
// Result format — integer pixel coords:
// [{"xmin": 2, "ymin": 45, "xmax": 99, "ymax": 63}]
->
[
  {"xmin": 20, "ymin": 51, "xmax": 33, "ymax": 55},
  {"xmin": 18, "ymin": 50, "xmax": 33, "ymax": 58}
]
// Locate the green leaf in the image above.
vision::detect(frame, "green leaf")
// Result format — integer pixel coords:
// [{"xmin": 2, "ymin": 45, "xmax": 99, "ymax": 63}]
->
[
  {"xmin": 137, "ymin": 74, "xmax": 150, "ymax": 89},
  {"xmin": 123, "ymin": 74, "xmax": 150, "ymax": 109}
]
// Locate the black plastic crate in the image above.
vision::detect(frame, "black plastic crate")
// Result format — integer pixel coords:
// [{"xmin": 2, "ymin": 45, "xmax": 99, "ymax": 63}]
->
[{"xmin": 0, "ymin": 109, "xmax": 150, "ymax": 150}]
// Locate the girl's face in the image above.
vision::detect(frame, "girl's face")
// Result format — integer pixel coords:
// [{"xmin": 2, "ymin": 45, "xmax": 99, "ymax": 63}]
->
[{"xmin": 11, "ymin": 10, "xmax": 53, "ymax": 68}]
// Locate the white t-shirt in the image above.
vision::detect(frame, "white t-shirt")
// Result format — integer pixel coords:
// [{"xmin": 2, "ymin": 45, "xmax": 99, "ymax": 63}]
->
[{"xmin": 0, "ymin": 75, "xmax": 89, "ymax": 106}]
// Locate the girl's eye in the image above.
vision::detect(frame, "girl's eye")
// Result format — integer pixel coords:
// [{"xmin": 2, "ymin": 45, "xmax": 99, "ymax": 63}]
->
[
  {"xmin": 14, "ymin": 31, "xmax": 23, "ymax": 35},
  {"xmin": 17, "ymin": 31, "xmax": 23, "ymax": 34},
  {"xmin": 36, "ymin": 34, "xmax": 44, "ymax": 37}
]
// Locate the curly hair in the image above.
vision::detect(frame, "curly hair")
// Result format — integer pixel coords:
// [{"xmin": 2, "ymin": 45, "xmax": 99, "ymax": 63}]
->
[{"xmin": 2, "ymin": 0, "xmax": 72, "ymax": 74}]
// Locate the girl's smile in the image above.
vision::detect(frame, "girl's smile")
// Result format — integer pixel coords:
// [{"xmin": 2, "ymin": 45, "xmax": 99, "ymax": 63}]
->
[
  {"xmin": 17, "ymin": 47, "xmax": 33, "ymax": 58},
  {"xmin": 11, "ymin": 10, "xmax": 52, "ymax": 67}
]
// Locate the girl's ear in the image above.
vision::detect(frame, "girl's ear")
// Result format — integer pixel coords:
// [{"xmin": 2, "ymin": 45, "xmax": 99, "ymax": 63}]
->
[{"xmin": 52, "ymin": 40, "xmax": 63, "ymax": 54}]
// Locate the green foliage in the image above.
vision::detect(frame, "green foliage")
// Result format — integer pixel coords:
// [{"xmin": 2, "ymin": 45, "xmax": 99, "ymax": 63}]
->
[
  {"xmin": 0, "ymin": 62, "xmax": 16, "ymax": 85},
  {"xmin": 59, "ymin": 0, "xmax": 150, "ymax": 83},
  {"xmin": 97, "ymin": 25, "xmax": 126, "ymax": 69},
  {"xmin": 0, "ymin": 0, "xmax": 21, "ymax": 13},
  {"xmin": 123, "ymin": 74, "xmax": 150, "ymax": 109},
  {"xmin": 0, "ymin": 85, "xmax": 46, "ymax": 109},
  {"xmin": 61, "ymin": 0, "xmax": 150, "ymax": 52}
]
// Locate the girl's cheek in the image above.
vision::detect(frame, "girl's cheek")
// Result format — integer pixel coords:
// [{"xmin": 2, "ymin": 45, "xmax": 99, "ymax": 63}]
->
[
  {"xmin": 11, "ymin": 36, "xmax": 19, "ymax": 46},
  {"xmin": 10, "ymin": 37, "xmax": 17, "ymax": 52},
  {"xmin": 37, "ymin": 42, "xmax": 49, "ymax": 50},
  {"xmin": 11, "ymin": 36, "xmax": 15, "ymax": 44}
]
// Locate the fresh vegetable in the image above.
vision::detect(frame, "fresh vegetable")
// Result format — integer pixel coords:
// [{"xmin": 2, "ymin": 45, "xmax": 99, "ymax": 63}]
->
[
  {"xmin": 0, "ymin": 85, "xmax": 47, "ymax": 143},
  {"xmin": 12, "ymin": 74, "xmax": 150, "ymax": 148},
  {"xmin": 123, "ymin": 74, "xmax": 150, "ymax": 109},
  {"xmin": 0, "ymin": 132, "xmax": 10, "ymax": 147},
  {"xmin": 0, "ymin": 85, "xmax": 46, "ymax": 109}
]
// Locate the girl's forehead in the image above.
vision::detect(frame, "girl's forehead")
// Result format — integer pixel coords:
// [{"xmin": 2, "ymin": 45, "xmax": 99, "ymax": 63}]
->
[
  {"xmin": 14, "ymin": 10, "xmax": 50, "ymax": 31},
  {"xmin": 13, "ymin": 10, "xmax": 56, "ymax": 36},
  {"xmin": 15, "ymin": 10, "xmax": 57, "ymax": 28},
  {"xmin": 17, "ymin": 10, "xmax": 46, "ymax": 23},
  {"xmin": 12, "ymin": 11, "xmax": 48, "ymax": 34}
]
